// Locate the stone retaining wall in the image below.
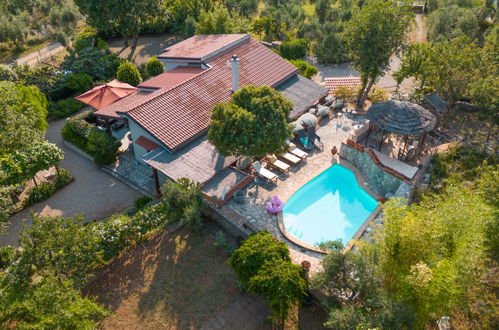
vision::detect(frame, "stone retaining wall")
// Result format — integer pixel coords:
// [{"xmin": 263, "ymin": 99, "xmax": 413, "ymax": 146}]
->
[{"xmin": 340, "ymin": 142, "xmax": 403, "ymax": 197}]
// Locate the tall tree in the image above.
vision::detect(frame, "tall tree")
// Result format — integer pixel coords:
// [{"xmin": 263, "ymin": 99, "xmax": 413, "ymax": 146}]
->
[
  {"xmin": 75, "ymin": 0, "xmax": 168, "ymax": 50},
  {"xmin": 344, "ymin": 0, "xmax": 413, "ymax": 107},
  {"xmin": 208, "ymin": 85, "xmax": 293, "ymax": 159},
  {"xmin": 0, "ymin": 81, "xmax": 48, "ymax": 155}
]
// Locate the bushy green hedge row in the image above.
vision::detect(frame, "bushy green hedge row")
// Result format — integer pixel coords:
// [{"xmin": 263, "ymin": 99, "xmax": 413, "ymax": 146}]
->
[{"xmin": 61, "ymin": 117, "xmax": 121, "ymax": 166}]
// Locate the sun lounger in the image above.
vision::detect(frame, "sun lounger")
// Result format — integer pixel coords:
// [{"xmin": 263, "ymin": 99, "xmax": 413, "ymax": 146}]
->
[
  {"xmin": 265, "ymin": 155, "xmax": 290, "ymax": 174},
  {"xmin": 287, "ymin": 142, "xmax": 308, "ymax": 159},
  {"xmin": 251, "ymin": 161, "xmax": 278, "ymax": 184},
  {"xmin": 279, "ymin": 152, "xmax": 301, "ymax": 165}
]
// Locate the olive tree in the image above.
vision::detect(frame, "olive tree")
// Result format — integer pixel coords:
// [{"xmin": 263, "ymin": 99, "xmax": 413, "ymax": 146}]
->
[
  {"xmin": 344, "ymin": 0, "xmax": 413, "ymax": 107},
  {"xmin": 208, "ymin": 85, "xmax": 293, "ymax": 159}
]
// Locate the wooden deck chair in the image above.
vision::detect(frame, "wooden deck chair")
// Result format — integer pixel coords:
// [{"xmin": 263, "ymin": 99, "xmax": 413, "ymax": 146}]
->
[
  {"xmin": 279, "ymin": 152, "xmax": 301, "ymax": 165},
  {"xmin": 265, "ymin": 154, "xmax": 290, "ymax": 174},
  {"xmin": 287, "ymin": 142, "xmax": 308, "ymax": 160},
  {"xmin": 251, "ymin": 161, "xmax": 278, "ymax": 184}
]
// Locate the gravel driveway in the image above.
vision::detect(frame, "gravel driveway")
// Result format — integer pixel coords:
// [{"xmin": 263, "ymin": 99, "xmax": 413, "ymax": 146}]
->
[{"xmin": 0, "ymin": 118, "xmax": 143, "ymax": 247}]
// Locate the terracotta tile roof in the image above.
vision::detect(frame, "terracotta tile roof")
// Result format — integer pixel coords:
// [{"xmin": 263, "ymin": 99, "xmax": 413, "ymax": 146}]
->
[
  {"xmin": 135, "ymin": 136, "xmax": 160, "ymax": 151},
  {"xmin": 159, "ymin": 34, "xmax": 249, "ymax": 60},
  {"xmin": 124, "ymin": 37, "xmax": 298, "ymax": 150},
  {"xmin": 95, "ymin": 90, "xmax": 154, "ymax": 118},
  {"xmin": 138, "ymin": 66, "xmax": 205, "ymax": 90},
  {"xmin": 322, "ymin": 76, "xmax": 362, "ymax": 96}
]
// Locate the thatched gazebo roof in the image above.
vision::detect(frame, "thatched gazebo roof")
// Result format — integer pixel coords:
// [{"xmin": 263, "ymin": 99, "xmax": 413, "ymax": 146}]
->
[{"xmin": 367, "ymin": 100, "xmax": 436, "ymax": 136}]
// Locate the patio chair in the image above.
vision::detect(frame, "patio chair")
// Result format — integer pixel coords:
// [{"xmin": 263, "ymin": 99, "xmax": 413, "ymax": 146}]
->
[
  {"xmin": 265, "ymin": 154, "xmax": 290, "ymax": 174},
  {"xmin": 287, "ymin": 142, "xmax": 308, "ymax": 160},
  {"xmin": 279, "ymin": 152, "xmax": 301, "ymax": 165},
  {"xmin": 295, "ymin": 129, "xmax": 314, "ymax": 150},
  {"xmin": 251, "ymin": 161, "xmax": 278, "ymax": 184},
  {"xmin": 307, "ymin": 126, "xmax": 325, "ymax": 151}
]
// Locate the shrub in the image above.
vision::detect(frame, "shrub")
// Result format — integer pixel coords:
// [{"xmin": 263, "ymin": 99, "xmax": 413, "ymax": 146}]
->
[
  {"xmin": 24, "ymin": 182, "xmax": 55, "ymax": 207},
  {"xmin": 134, "ymin": 196, "xmax": 152, "ymax": 210},
  {"xmin": 288, "ymin": 59, "xmax": 318, "ymax": 79},
  {"xmin": 64, "ymin": 73, "xmax": 93, "ymax": 93},
  {"xmin": 54, "ymin": 168, "xmax": 74, "ymax": 189},
  {"xmin": 72, "ymin": 26, "xmax": 97, "ymax": 52},
  {"xmin": 278, "ymin": 38, "xmax": 309, "ymax": 60},
  {"xmin": 368, "ymin": 87, "xmax": 389, "ymax": 103},
  {"xmin": 48, "ymin": 98, "xmax": 84, "ymax": 119},
  {"xmin": 145, "ymin": 57, "xmax": 165, "ymax": 77},
  {"xmin": 0, "ymin": 64, "xmax": 18, "ymax": 81},
  {"xmin": 316, "ymin": 105, "xmax": 331, "ymax": 118},
  {"xmin": 334, "ymin": 85, "xmax": 359, "ymax": 102},
  {"xmin": 116, "ymin": 61, "xmax": 142, "ymax": 86},
  {"xmin": 160, "ymin": 178, "xmax": 205, "ymax": 231},
  {"xmin": 61, "ymin": 118, "xmax": 121, "ymax": 166},
  {"xmin": 86, "ymin": 129, "xmax": 121, "ymax": 166}
]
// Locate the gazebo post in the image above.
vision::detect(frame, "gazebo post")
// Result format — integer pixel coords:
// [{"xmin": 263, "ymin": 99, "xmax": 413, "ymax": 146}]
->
[
  {"xmin": 152, "ymin": 168, "xmax": 161, "ymax": 197},
  {"xmin": 417, "ymin": 131, "xmax": 428, "ymax": 157},
  {"xmin": 364, "ymin": 122, "xmax": 373, "ymax": 144},
  {"xmin": 378, "ymin": 130, "xmax": 384, "ymax": 151},
  {"xmin": 104, "ymin": 118, "xmax": 112, "ymax": 135},
  {"xmin": 400, "ymin": 135, "xmax": 409, "ymax": 159}
]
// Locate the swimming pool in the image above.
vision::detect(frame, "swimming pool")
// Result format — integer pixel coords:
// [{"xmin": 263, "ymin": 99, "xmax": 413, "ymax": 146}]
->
[{"xmin": 282, "ymin": 164, "xmax": 378, "ymax": 247}]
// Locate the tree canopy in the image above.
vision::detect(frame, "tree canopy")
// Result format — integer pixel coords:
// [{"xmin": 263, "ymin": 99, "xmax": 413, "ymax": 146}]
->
[
  {"xmin": 208, "ymin": 85, "xmax": 293, "ymax": 159},
  {"xmin": 344, "ymin": 0, "xmax": 413, "ymax": 106},
  {"xmin": 0, "ymin": 81, "xmax": 48, "ymax": 155}
]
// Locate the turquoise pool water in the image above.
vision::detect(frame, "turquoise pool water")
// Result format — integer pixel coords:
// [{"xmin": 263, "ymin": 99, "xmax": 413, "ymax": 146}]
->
[{"xmin": 282, "ymin": 164, "xmax": 378, "ymax": 247}]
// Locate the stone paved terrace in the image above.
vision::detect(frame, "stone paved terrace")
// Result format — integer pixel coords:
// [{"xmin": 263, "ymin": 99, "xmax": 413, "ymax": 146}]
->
[{"xmin": 225, "ymin": 112, "xmax": 369, "ymax": 273}]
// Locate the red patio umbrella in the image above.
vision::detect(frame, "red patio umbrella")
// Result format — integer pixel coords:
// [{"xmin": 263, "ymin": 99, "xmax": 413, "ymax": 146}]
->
[{"xmin": 74, "ymin": 79, "xmax": 138, "ymax": 110}]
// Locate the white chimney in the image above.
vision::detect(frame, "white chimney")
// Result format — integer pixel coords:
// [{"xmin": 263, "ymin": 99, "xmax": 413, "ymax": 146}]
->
[{"xmin": 231, "ymin": 55, "xmax": 239, "ymax": 92}]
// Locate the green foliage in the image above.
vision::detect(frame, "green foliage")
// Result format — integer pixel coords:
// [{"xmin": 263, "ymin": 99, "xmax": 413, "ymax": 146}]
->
[
  {"xmin": 0, "ymin": 187, "xmax": 14, "ymax": 233},
  {"xmin": 86, "ymin": 128, "xmax": 122, "ymax": 166},
  {"xmin": 229, "ymin": 231, "xmax": 304, "ymax": 324},
  {"xmin": 48, "ymin": 98, "xmax": 84, "ymax": 119},
  {"xmin": 0, "ymin": 140, "xmax": 64, "ymax": 187},
  {"xmin": 116, "ymin": 61, "xmax": 142, "ymax": 86},
  {"xmin": 249, "ymin": 260, "xmax": 307, "ymax": 324},
  {"xmin": 429, "ymin": 146, "xmax": 496, "ymax": 185},
  {"xmin": 73, "ymin": 26, "xmax": 97, "ymax": 52},
  {"xmin": 288, "ymin": 59, "xmax": 318, "ymax": 79},
  {"xmin": 195, "ymin": 4, "xmax": 249, "ymax": 34},
  {"xmin": 145, "ymin": 56, "xmax": 165, "ymax": 77},
  {"xmin": 0, "ymin": 12, "xmax": 29, "ymax": 47},
  {"xmin": 0, "ymin": 81, "xmax": 48, "ymax": 154},
  {"xmin": 184, "ymin": 16, "xmax": 197, "ymax": 37},
  {"xmin": 61, "ymin": 117, "xmax": 121, "ymax": 166},
  {"xmin": 208, "ymin": 85, "xmax": 293, "ymax": 158},
  {"xmin": 61, "ymin": 47, "xmax": 121, "ymax": 81},
  {"xmin": 427, "ymin": 1, "xmax": 483, "ymax": 42},
  {"xmin": 395, "ymin": 33, "xmax": 498, "ymax": 110},
  {"xmin": 278, "ymin": 38, "xmax": 309, "ymax": 60},
  {"xmin": 134, "ymin": 196, "xmax": 153, "ymax": 210},
  {"xmin": 0, "ymin": 274, "xmax": 108, "ymax": 329},
  {"xmin": 64, "ymin": 73, "xmax": 93, "ymax": 93},
  {"xmin": 344, "ymin": 0, "xmax": 413, "ymax": 106},
  {"xmin": 0, "ymin": 64, "xmax": 17, "ymax": 81},
  {"xmin": 24, "ymin": 182, "xmax": 55, "ymax": 206},
  {"xmin": 75, "ymin": 0, "xmax": 168, "ymax": 47},
  {"xmin": 160, "ymin": 178, "xmax": 205, "ymax": 231},
  {"xmin": 225, "ymin": 0, "xmax": 259, "ymax": 17},
  {"xmin": 314, "ymin": 29, "xmax": 349, "ymax": 64},
  {"xmin": 368, "ymin": 87, "xmax": 390, "ymax": 103},
  {"xmin": 228, "ymin": 231, "xmax": 291, "ymax": 284}
]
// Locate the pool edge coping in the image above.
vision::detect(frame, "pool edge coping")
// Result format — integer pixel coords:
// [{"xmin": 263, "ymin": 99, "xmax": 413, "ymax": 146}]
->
[{"xmin": 276, "ymin": 158, "xmax": 384, "ymax": 254}]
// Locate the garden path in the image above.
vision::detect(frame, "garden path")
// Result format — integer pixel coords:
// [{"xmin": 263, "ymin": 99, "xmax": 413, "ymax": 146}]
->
[{"xmin": 0, "ymin": 116, "xmax": 142, "ymax": 247}]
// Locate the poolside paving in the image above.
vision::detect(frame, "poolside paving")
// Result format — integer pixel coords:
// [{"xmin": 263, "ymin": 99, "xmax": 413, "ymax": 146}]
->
[{"xmin": 225, "ymin": 113, "xmax": 368, "ymax": 273}]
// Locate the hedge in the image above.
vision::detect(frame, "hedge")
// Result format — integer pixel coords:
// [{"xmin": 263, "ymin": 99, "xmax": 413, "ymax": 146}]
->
[
  {"xmin": 48, "ymin": 98, "xmax": 84, "ymax": 120},
  {"xmin": 23, "ymin": 169, "xmax": 74, "ymax": 207},
  {"xmin": 61, "ymin": 118, "xmax": 121, "ymax": 166}
]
